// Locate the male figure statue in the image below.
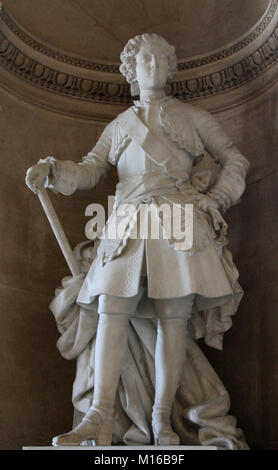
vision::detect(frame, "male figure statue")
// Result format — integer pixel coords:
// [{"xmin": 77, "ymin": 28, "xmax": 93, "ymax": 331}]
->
[{"xmin": 26, "ymin": 34, "xmax": 249, "ymax": 447}]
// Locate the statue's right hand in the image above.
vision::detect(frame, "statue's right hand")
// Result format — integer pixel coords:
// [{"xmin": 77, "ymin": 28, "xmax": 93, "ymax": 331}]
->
[{"xmin": 25, "ymin": 161, "xmax": 51, "ymax": 194}]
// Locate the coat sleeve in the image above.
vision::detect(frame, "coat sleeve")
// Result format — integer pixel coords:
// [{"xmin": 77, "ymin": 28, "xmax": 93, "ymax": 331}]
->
[
  {"xmin": 192, "ymin": 108, "xmax": 250, "ymax": 211},
  {"xmin": 41, "ymin": 120, "xmax": 116, "ymax": 196}
]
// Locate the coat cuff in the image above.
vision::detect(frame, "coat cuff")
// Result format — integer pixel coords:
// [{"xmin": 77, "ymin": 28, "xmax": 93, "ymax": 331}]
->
[{"xmin": 207, "ymin": 187, "xmax": 233, "ymax": 212}]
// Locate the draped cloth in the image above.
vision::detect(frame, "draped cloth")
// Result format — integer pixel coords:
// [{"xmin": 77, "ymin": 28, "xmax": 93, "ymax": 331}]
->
[{"xmin": 49, "ymin": 241, "xmax": 248, "ymax": 449}]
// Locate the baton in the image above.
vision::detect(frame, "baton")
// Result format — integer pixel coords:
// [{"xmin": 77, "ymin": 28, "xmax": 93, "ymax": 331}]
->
[{"xmin": 38, "ymin": 188, "xmax": 80, "ymax": 276}]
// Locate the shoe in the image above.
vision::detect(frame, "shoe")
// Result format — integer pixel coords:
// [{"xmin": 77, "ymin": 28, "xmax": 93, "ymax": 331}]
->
[
  {"xmin": 52, "ymin": 409, "xmax": 113, "ymax": 446},
  {"xmin": 152, "ymin": 412, "xmax": 180, "ymax": 446}
]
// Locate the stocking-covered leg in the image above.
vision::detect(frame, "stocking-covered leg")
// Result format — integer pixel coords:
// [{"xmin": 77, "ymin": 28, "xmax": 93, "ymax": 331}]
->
[
  {"xmin": 152, "ymin": 317, "xmax": 188, "ymax": 445},
  {"xmin": 52, "ymin": 314, "xmax": 130, "ymax": 446}
]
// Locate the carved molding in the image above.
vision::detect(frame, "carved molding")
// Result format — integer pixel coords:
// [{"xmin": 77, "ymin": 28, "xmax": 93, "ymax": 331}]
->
[
  {"xmin": 0, "ymin": 1, "xmax": 277, "ymax": 118},
  {"xmin": 0, "ymin": 1, "xmax": 277, "ymax": 73},
  {"xmin": 0, "ymin": 6, "xmax": 120, "ymax": 73},
  {"xmin": 168, "ymin": 28, "xmax": 278, "ymax": 101}
]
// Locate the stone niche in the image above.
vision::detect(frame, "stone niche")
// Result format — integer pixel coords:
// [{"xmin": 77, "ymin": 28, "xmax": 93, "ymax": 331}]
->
[{"xmin": 0, "ymin": 0, "xmax": 277, "ymax": 449}]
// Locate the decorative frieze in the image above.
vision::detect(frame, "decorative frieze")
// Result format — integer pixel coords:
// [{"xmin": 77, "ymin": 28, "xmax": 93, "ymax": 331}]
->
[{"xmin": 0, "ymin": 1, "xmax": 277, "ymax": 109}]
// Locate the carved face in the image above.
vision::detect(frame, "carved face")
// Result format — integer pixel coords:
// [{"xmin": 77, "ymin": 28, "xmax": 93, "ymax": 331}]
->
[{"xmin": 135, "ymin": 42, "xmax": 169, "ymax": 91}]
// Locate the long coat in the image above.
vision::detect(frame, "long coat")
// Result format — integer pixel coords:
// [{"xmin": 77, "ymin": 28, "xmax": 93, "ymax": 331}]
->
[{"xmin": 46, "ymin": 96, "xmax": 249, "ymax": 349}]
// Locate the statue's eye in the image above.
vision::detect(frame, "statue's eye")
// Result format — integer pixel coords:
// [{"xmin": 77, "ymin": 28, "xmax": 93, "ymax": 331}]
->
[{"xmin": 137, "ymin": 53, "xmax": 150, "ymax": 64}]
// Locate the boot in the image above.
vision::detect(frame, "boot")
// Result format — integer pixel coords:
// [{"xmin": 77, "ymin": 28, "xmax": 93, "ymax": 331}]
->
[
  {"xmin": 52, "ymin": 409, "xmax": 113, "ymax": 446},
  {"xmin": 152, "ymin": 408, "xmax": 180, "ymax": 445}
]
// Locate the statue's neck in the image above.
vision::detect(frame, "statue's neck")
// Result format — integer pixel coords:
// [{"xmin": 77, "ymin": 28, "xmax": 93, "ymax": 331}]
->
[{"xmin": 139, "ymin": 89, "xmax": 166, "ymax": 102}]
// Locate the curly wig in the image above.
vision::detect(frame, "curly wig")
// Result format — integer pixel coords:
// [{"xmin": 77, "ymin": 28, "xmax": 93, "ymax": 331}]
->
[{"xmin": 120, "ymin": 34, "xmax": 177, "ymax": 96}]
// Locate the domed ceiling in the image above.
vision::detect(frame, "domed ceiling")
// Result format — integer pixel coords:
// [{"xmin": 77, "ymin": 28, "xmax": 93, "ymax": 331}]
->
[
  {"xmin": 3, "ymin": 0, "xmax": 271, "ymax": 62},
  {"xmin": 0, "ymin": 0, "xmax": 277, "ymax": 119}
]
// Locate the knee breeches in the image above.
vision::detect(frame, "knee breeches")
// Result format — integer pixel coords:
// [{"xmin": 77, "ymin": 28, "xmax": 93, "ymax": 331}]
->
[{"xmin": 98, "ymin": 291, "xmax": 194, "ymax": 320}]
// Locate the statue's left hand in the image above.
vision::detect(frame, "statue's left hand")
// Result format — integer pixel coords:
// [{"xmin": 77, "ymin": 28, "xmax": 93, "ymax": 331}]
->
[{"xmin": 196, "ymin": 194, "xmax": 220, "ymax": 213}]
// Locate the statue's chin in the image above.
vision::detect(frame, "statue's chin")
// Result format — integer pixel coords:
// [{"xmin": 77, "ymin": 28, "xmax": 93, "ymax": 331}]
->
[{"xmin": 138, "ymin": 75, "xmax": 167, "ymax": 91}]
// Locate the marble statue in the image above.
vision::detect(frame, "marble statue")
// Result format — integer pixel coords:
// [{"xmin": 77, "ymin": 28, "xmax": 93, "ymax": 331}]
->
[{"xmin": 25, "ymin": 34, "xmax": 250, "ymax": 449}]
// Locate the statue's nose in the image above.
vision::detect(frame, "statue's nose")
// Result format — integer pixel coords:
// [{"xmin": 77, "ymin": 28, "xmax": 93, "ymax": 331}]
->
[{"xmin": 150, "ymin": 56, "xmax": 159, "ymax": 69}]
